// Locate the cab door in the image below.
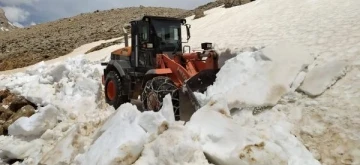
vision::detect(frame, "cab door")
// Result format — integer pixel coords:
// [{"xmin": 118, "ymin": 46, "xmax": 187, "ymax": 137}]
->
[{"xmin": 130, "ymin": 21, "xmax": 155, "ymax": 71}]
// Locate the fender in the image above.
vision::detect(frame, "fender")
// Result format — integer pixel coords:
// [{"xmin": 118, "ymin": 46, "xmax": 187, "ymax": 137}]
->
[
  {"xmin": 141, "ymin": 68, "xmax": 172, "ymax": 88},
  {"xmin": 105, "ymin": 60, "xmax": 129, "ymax": 77}
]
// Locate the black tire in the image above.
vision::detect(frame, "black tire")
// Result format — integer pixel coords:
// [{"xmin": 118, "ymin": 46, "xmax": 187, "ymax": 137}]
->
[
  {"xmin": 104, "ymin": 70, "xmax": 129, "ymax": 110},
  {"xmin": 141, "ymin": 76, "xmax": 180, "ymax": 120}
]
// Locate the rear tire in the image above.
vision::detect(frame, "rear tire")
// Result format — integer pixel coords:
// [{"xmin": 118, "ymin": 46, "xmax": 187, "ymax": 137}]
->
[
  {"xmin": 141, "ymin": 76, "xmax": 180, "ymax": 120},
  {"xmin": 105, "ymin": 71, "xmax": 129, "ymax": 110}
]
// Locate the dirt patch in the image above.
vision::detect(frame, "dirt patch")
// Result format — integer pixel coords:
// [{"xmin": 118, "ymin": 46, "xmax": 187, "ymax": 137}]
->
[
  {"xmin": 224, "ymin": 0, "xmax": 253, "ymax": 8},
  {"xmin": 85, "ymin": 39, "xmax": 123, "ymax": 54},
  {"xmin": 177, "ymin": 0, "xmax": 255, "ymax": 19},
  {"xmin": 177, "ymin": 1, "xmax": 224, "ymax": 19},
  {"xmin": 0, "ymin": 89, "xmax": 37, "ymax": 135},
  {"xmin": 194, "ymin": 9, "xmax": 205, "ymax": 19}
]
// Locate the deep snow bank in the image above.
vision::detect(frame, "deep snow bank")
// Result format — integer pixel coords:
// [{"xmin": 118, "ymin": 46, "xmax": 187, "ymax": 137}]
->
[
  {"xmin": 74, "ymin": 103, "xmax": 148, "ymax": 165},
  {"xmin": 199, "ymin": 42, "xmax": 313, "ymax": 109},
  {"xmin": 73, "ymin": 92, "xmax": 320, "ymax": 165},
  {"xmin": 185, "ymin": 96, "xmax": 321, "ymax": 165},
  {"xmin": 74, "ymin": 95, "xmax": 212, "ymax": 165},
  {"xmin": 0, "ymin": 55, "xmax": 114, "ymax": 164},
  {"xmin": 0, "ymin": 55, "xmax": 105, "ymax": 122}
]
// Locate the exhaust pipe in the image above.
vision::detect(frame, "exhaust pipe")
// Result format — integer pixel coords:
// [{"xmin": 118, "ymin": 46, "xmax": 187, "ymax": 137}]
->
[{"xmin": 123, "ymin": 23, "xmax": 131, "ymax": 47}]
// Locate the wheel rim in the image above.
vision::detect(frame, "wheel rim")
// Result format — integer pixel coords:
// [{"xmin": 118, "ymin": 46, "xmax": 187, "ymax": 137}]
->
[
  {"xmin": 107, "ymin": 80, "xmax": 116, "ymax": 100},
  {"xmin": 147, "ymin": 92, "xmax": 160, "ymax": 111}
]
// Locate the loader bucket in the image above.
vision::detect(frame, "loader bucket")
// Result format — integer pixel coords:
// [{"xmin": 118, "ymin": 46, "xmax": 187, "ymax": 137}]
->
[{"xmin": 179, "ymin": 69, "xmax": 220, "ymax": 121}]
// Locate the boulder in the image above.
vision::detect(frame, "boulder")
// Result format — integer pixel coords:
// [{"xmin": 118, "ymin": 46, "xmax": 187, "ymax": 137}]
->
[
  {"xmin": 194, "ymin": 9, "xmax": 205, "ymax": 19},
  {"xmin": 0, "ymin": 89, "xmax": 11, "ymax": 102},
  {"xmin": 8, "ymin": 96, "xmax": 32, "ymax": 112},
  {"xmin": 0, "ymin": 106, "xmax": 14, "ymax": 121}
]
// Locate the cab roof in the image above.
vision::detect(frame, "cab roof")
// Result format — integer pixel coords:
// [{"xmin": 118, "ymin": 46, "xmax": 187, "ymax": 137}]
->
[{"xmin": 130, "ymin": 15, "xmax": 186, "ymax": 24}]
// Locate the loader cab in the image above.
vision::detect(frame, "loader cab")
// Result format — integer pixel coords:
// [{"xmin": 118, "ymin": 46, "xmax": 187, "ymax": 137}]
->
[{"xmin": 129, "ymin": 16, "xmax": 190, "ymax": 72}]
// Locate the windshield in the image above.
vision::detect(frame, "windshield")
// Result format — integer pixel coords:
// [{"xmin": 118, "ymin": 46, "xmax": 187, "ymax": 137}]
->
[{"xmin": 151, "ymin": 19, "xmax": 181, "ymax": 52}]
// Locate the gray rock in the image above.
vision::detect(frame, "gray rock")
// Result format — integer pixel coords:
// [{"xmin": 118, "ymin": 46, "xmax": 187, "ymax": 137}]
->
[{"xmin": 194, "ymin": 9, "xmax": 205, "ymax": 19}]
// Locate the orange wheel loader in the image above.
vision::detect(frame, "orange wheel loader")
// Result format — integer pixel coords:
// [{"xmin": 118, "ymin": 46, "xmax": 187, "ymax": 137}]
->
[{"xmin": 101, "ymin": 15, "xmax": 220, "ymax": 121}]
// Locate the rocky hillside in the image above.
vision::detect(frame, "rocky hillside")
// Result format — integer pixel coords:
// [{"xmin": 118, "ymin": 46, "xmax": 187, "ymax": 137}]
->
[
  {"xmin": 0, "ymin": 7, "xmax": 186, "ymax": 71},
  {"xmin": 177, "ymin": 0, "xmax": 253, "ymax": 19},
  {"xmin": 0, "ymin": 8, "xmax": 16, "ymax": 32}
]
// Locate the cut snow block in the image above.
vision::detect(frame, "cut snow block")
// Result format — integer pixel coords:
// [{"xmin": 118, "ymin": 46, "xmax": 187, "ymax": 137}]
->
[
  {"xmin": 185, "ymin": 98, "xmax": 321, "ymax": 165},
  {"xmin": 134, "ymin": 123, "xmax": 211, "ymax": 165},
  {"xmin": 261, "ymin": 41, "xmax": 314, "ymax": 87},
  {"xmin": 299, "ymin": 60, "xmax": 347, "ymax": 96},
  {"xmin": 0, "ymin": 136, "xmax": 44, "ymax": 160},
  {"xmin": 206, "ymin": 43, "xmax": 314, "ymax": 109},
  {"xmin": 74, "ymin": 103, "xmax": 147, "ymax": 165},
  {"xmin": 8, "ymin": 104, "xmax": 59, "ymax": 137},
  {"xmin": 39, "ymin": 125, "xmax": 81, "ymax": 165}
]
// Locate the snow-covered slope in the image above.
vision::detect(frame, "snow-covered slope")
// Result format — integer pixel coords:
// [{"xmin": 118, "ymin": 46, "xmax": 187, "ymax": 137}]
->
[
  {"xmin": 0, "ymin": 8, "xmax": 16, "ymax": 32},
  {"xmin": 183, "ymin": 0, "xmax": 360, "ymax": 66},
  {"xmin": 0, "ymin": 0, "xmax": 360, "ymax": 164}
]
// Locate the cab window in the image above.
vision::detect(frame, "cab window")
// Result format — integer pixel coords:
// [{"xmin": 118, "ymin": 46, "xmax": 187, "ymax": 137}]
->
[{"xmin": 139, "ymin": 24, "xmax": 149, "ymax": 41}]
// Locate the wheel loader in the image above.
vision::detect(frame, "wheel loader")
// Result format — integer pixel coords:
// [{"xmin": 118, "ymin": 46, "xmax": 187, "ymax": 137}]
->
[{"xmin": 101, "ymin": 15, "xmax": 220, "ymax": 121}]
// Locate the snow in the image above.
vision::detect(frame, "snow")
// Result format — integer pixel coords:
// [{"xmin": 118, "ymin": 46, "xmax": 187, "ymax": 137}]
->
[
  {"xmin": 0, "ymin": 55, "xmax": 115, "ymax": 164},
  {"xmin": 75, "ymin": 95, "xmax": 175, "ymax": 165},
  {"xmin": 0, "ymin": 55, "xmax": 105, "ymax": 122},
  {"xmin": 182, "ymin": 0, "xmax": 360, "ymax": 66},
  {"xmin": 74, "ymin": 103, "xmax": 147, "ymax": 165},
  {"xmin": 8, "ymin": 105, "xmax": 59, "ymax": 137},
  {"xmin": 186, "ymin": 96, "xmax": 321, "ymax": 165},
  {"xmin": 134, "ymin": 123, "xmax": 211, "ymax": 165},
  {"xmin": 38, "ymin": 124, "xmax": 81, "ymax": 165},
  {"xmin": 0, "ymin": 136, "xmax": 44, "ymax": 160},
  {"xmin": 299, "ymin": 60, "xmax": 348, "ymax": 96},
  {"xmin": 200, "ymin": 42, "xmax": 313, "ymax": 109},
  {"xmin": 0, "ymin": 0, "xmax": 359, "ymax": 164},
  {"xmin": 0, "ymin": 27, "xmax": 9, "ymax": 31}
]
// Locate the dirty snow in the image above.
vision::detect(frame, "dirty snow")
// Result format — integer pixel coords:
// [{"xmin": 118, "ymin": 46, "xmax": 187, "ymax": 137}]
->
[
  {"xmin": 74, "ymin": 104, "xmax": 147, "ymax": 165},
  {"xmin": 75, "ymin": 95, "xmax": 176, "ymax": 165},
  {"xmin": 186, "ymin": 96, "xmax": 321, "ymax": 165},
  {"xmin": 134, "ymin": 123, "xmax": 211, "ymax": 165}
]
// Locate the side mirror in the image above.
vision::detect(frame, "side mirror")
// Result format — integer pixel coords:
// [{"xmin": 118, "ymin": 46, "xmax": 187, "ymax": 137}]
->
[{"xmin": 186, "ymin": 24, "xmax": 191, "ymax": 41}]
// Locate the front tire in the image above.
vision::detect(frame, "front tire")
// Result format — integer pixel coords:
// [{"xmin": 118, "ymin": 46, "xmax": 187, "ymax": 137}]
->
[
  {"xmin": 141, "ymin": 76, "xmax": 180, "ymax": 120},
  {"xmin": 104, "ymin": 70, "xmax": 129, "ymax": 110}
]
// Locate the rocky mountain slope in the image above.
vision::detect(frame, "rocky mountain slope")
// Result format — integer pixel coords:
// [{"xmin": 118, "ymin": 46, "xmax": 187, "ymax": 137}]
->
[
  {"xmin": 0, "ymin": 8, "xmax": 16, "ymax": 32},
  {"xmin": 0, "ymin": 7, "xmax": 186, "ymax": 71}
]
